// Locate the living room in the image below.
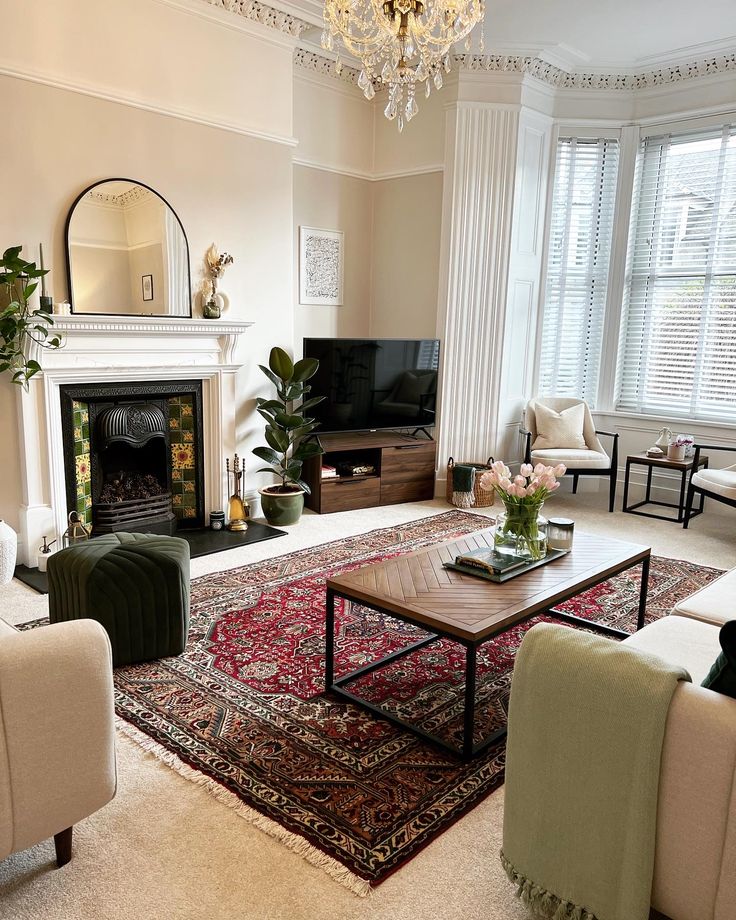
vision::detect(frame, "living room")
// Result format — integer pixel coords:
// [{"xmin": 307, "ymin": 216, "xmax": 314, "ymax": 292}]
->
[{"xmin": 1, "ymin": 1, "xmax": 735, "ymax": 918}]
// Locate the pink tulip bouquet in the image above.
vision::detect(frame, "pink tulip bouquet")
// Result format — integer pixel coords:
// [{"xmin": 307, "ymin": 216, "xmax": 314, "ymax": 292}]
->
[{"xmin": 480, "ymin": 460, "xmax": 567, "ymax": 560}]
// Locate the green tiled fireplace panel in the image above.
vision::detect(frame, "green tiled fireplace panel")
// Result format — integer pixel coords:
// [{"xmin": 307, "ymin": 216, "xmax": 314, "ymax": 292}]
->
[
  {"xmin": 168, "ymin": 394, "xmax": 198, "ymax": 520},
  {"xmin": 72, "ymin": 400, "xmax": 92, "ymax": 527}
]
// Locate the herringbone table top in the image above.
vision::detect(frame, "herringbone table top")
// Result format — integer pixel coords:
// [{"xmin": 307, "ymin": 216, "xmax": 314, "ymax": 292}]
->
[{"xmin": 328, "ymin": 528, "xmax": 650, "ymax": 642}]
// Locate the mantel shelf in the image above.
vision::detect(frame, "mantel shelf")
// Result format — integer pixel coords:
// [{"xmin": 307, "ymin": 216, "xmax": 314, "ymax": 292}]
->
[{"xmin": 49, "ymin": 316, "xmax": 254, "ymax": 336}]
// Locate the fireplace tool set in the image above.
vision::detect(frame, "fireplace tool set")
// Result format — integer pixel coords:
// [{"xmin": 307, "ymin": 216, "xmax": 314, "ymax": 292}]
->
[{"xmin": 225, "ymin": 455, "xmax": 249, "ymax": 531}]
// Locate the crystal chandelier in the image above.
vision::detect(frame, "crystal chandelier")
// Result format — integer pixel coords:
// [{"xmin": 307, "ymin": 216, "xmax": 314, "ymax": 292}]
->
[{"xmin": 322, "ymin": 0, "xmax": 485, "ymax": 131}]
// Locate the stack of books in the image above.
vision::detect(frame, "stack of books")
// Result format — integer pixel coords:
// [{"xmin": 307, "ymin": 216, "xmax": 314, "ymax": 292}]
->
[
  {"xmin": 453, "ymin": 547, "xmax": 528, "ymax": 577},
  {"xmin": 321, "ymin": 464, "xmax": 338, "ymax": 480}
]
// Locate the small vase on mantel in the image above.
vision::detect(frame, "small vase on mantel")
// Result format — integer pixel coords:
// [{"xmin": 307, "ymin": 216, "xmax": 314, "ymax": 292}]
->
[{"xmin": 0, "ymin": 519, "xmax": 18, "ymax": 585}]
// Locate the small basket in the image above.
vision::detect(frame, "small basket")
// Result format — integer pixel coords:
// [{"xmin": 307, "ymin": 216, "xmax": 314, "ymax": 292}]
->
[{"xmin": 446, "ymin": 457, "xmax": 495, "ymax": 508}]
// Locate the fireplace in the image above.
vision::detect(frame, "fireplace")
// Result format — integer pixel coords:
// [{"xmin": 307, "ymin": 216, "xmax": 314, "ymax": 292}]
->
[{"xmin": 60, "ymin": 380, "xmax": 205, "ymax": 533}]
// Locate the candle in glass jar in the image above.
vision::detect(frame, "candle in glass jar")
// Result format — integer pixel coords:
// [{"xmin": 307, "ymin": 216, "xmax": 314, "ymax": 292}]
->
[{"xmin": 547, "ymin": 518, "xmax": 574, "ymax": 551}]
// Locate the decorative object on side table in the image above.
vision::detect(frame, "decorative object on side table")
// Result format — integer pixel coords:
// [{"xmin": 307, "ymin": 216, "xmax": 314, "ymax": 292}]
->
[
  {"xmin": 667, "ymin": 434, "xmax": 689, "ymax": 462},
  {"xmin": 0, "ymin": 519, "xmax": 18, "ymax": 584},
  {"xmin": 655, "ymin": 426, "xmax": 673, "ymax": 452},
  {"xmin": 37, "ymin": 536, "xmax": 56, "ymax": 572},
  {"xmin": 0, "ymin": 246, "xmax": 61, "ymax": 388},
  {"xmin": 203, "ymin": 244, "xmax": 233, "ymax": 319},
  {"xmin": 254, "ymin": 346, "xmax": 325, "ymax": 526},
  {"xmin": 209, "ymin": 510, "xmax": 226, "ymax": 531},
  {"xmin": 480, "ymin": 460, "xmax": 567, "ymax": 561},
  {"xmin": 225, "ymin": 456, "xmax": 248, "ymax": 532}
]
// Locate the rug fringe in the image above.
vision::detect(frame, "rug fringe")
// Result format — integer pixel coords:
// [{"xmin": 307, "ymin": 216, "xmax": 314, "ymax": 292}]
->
[{"xmin": 115, "ymin": 718, "xmax": 372, "ymax": 898}]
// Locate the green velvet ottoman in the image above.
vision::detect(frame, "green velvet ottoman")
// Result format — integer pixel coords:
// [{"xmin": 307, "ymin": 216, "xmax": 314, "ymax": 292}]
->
[{"xmin": 48, "ymin": 533, "xmax": 191, "ymax": 667}]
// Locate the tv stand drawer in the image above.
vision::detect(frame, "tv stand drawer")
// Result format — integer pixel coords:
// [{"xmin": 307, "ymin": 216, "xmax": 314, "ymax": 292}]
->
[
  {"xmin": 381, "ymin": 443, "xmax": 436, "ymax": 484},
  {"xmin": 319, "ymin": 476, "xmax": 380, "ymax": 513}
]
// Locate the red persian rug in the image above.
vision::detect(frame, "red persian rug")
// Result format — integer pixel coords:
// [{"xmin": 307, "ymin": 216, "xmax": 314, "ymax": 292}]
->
[{"xmin": 109, "ymin": 511, "xmax": 721, "ymax": 893}]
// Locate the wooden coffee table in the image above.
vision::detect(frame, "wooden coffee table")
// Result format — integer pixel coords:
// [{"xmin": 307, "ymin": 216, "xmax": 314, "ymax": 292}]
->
[{"xmin": 325, "ymin": 529, "xmax": 650, "ymax": 760}]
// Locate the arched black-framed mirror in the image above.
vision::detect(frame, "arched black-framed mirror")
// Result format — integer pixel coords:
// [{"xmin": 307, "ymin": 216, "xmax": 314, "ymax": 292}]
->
[{"xmin": 65, "ymin": 179, "xmax": 192, "ymax": 316}]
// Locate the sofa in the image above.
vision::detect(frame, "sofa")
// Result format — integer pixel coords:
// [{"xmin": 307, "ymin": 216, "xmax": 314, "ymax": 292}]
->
[
  {"xmin": 615, "ymin": 568, "xmax": 736, "ymax": 920},
  {"xmin": 0, "ymin": 617, "xmax": 117, "ymax": 867}
]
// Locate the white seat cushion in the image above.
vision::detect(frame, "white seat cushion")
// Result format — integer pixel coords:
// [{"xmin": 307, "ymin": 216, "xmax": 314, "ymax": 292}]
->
[
  {"xmin": 623, "ymin": 615, "xmax": 721, "ymax": 685},
  {"xmin": 691, "ymin": 464, "xmax": 736, "ymax": 500},
  {"xmin": 672, "ymin": 568, "xmax": 736, "ymax": 626},
  {"xmin": 530, "ymin": 448, "xmax": 611, "ymax": 470},
  {"xmin": 531, "ymin": 402, "xmax": 587, "ymax": 450},
  {"xmin": 0, "ymin": 619, "xmax": 17, "ymax": 638}
]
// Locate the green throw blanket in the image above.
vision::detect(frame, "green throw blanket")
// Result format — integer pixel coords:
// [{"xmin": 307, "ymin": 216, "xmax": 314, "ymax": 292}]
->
[{"xmin": 501, "ymin": 622, "xmax": 690, "ymax": 920}]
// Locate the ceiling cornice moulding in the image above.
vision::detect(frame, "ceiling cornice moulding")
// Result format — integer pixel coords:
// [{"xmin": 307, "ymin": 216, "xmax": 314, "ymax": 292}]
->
[
  {"xmin": 455, "ymin": 51, "xmax": 736, "ymax": 91},
  {"xmin": 202, "ymin": 0, "xmax": 310, "ymax": 37},
  {"xmin": 293, "ymin": 48, "xmax": 361, "ymax": 86}
]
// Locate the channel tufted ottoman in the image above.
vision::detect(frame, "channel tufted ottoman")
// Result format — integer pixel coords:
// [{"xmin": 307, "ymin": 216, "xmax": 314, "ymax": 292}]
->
[{"xmin": 48, "ymin": 532, "xmax": 191, "ymax": 667}]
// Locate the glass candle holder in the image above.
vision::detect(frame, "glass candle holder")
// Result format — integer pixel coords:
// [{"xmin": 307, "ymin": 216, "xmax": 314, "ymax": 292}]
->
[{"xmin": 547, "ymin": 518, "xmax": 574, "ymax": 551}]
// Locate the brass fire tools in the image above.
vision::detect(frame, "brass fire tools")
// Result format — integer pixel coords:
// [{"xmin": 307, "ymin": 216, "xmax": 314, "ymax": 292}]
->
[{"xmin": 226, "ymin": 455, "xmax": 249, "ymax": 531}]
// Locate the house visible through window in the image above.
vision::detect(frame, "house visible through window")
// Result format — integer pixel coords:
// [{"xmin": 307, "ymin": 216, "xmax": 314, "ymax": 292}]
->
[
  {"xmin": 537, "ymin": 137, "xmax": 620, "ymax": 407},
  {"xmin": 617, "ymin": 124, "xmax": 736, "ymax": 421}
]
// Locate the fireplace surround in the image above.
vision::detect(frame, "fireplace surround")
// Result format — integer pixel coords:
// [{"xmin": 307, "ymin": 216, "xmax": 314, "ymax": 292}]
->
[{"xmin": 15, "ymin": 315, "xmax": 252, "ymax": 565}]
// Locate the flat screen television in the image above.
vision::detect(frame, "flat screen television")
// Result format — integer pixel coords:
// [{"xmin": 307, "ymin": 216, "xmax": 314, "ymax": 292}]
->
[{"xmin": 302, "ymin": 337, "xmax": 440, "ymax": 434}]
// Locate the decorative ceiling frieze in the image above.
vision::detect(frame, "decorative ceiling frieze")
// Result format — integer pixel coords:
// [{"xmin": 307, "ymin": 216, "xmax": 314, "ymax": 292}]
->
[
  {"xmin": 455, "ymin": 52, "xmax": 736, "ymax": 90},
  {"xmin": 204, "ymin": 0, "xmax": 309, "ymax": 37},
  {"xmin": 293, "ymin": 48, "xmax": 361, "ymax": 85}
]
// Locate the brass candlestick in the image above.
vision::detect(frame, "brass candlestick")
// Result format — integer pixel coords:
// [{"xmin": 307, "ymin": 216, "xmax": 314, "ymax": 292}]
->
[{"xmin": 226, "ymin": 455, "xmax": 249, "ymax": 532}]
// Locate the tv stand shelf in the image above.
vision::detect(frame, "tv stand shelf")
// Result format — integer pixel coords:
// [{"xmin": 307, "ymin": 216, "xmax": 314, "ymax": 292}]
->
[{"xmin": 304, "ymin": 432, "xmax": 436, "ymax": 514}]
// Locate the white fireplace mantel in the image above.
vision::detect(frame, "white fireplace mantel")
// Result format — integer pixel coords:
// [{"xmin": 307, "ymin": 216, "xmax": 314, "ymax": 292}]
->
[{"xmin": 17, "ymin": 315, "xmax": 253, "ymax": 565}]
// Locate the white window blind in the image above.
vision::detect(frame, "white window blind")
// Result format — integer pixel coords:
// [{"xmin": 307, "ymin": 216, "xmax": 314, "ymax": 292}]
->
[
  {"xmin": 538, "ymin": 137, "xmax": 620, "ymax": 406},
  {"xmin": 618, "ymin": 124, "xmax": 736, "ymax": 420}
]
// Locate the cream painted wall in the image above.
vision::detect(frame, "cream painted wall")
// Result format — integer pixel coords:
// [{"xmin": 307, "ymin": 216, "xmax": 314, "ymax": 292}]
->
[
  {"xmin": 0, "ymin": 73, "xmax": 294, "ymax": 530},
  {"xmin": 293, "ymin": 165, "xmax": 373, "ymax": 351},
  {"xmin": 370, "ymin": 172, "xmax": 444, "ymax": 339}
]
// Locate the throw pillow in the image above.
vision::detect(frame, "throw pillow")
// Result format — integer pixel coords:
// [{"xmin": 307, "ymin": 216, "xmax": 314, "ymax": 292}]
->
[
  {"xmin": 395, "ymin": 372, "xmax": 433, "ymax": 405},
  {"xmin": 532, "ymin": 403, "xmax": 587, "ymax": 451},
  {"xmin": 702, "ymin": 621, "xmax": 736, "ymax": 699}
]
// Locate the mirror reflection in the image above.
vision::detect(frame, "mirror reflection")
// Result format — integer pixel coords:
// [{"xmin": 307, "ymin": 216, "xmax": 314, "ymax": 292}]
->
[{"xmin": 66, "ymin": 180, "xmax": 191, "ymax": 316}]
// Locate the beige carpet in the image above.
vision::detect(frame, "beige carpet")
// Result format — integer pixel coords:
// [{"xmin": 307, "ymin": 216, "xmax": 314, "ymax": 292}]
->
[{"xmin": 0, "ymin": 493, "xmax": 732, "ymax": 918}]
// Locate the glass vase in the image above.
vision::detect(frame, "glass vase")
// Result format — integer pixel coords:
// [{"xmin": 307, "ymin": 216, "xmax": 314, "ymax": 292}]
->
[{"xmin": 494, "ymin": 500, "xmax": 548, "ymax": 561}]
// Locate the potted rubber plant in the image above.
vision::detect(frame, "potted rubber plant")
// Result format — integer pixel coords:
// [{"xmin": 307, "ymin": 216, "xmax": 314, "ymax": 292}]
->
[
  {"xmin": 1, "ymin": 246, "xmax": 61, "ymax": 388},
  {"xmin": 253, "ymin": 347, "xmax": 325, "ymax": 526}
]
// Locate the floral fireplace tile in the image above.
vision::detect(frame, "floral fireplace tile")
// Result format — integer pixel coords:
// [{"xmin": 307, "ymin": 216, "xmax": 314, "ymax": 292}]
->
[
  {"xmin": 72, "ymin": 400, "xmax": 92, "ymax": 527},
  {"xmin": 168, "ymin": 394, "xmax": 198, "ymax": 520}
]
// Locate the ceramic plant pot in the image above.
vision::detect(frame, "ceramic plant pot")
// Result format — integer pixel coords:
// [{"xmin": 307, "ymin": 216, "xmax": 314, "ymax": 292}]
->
[
  {"xmin": 259, "ymin": 487, "xmax": 305, "ymax": 526},
  {"xmin": 668, "ymin": 444, "xmax": 686, "ymax": 461},
  {"xmin": 0, "ymin": 520, "xmax": 18, "ymax": 584}
]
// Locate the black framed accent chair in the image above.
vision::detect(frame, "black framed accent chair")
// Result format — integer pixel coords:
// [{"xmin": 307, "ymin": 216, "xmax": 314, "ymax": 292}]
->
[
  {"xmin": 683, "ymin": 443, "xmax": 736, "ymax": 528},
  {"xmin": 522, "ymin": 397, "xmax": 619, "ymax": 512}
]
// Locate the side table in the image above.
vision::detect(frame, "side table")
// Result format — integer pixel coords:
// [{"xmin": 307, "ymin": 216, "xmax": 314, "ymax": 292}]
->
[{"xmin": 622, "ymin": 452, "xmax": 709, "ymax": 523}]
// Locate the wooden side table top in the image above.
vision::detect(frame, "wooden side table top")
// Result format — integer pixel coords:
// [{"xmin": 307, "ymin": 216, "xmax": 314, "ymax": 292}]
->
[
  {"xmin": 327, "ymin": 529, "xmax": 650, "ymax": 643},
  {"xmin": 628, "ymin": 451, "xmax": 708, "ymax": 471}
]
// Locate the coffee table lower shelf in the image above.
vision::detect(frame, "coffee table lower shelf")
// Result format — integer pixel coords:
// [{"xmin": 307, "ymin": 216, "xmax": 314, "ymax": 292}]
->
[{"xmin": 325, "ymin": 558, "xmax": 649, "ymax": 761}]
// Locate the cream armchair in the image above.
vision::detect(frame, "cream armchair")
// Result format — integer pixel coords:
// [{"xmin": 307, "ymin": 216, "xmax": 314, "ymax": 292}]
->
[
  {"xmin": 684, "ymin": 442, "xmax": 736, "ymax": 528},
  {"xmin": 522, "ymin": 397, "xmax": 619, "ymax": 512},
  {"xmin": 0, "ymin": 617, "xmax": 116, "ymax": 867}
]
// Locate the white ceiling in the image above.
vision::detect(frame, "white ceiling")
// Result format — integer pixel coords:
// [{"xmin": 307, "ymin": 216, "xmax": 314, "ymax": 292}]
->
[{"xmin": 287, "ymin": 0, "xmax": 736, "ymax": 71}]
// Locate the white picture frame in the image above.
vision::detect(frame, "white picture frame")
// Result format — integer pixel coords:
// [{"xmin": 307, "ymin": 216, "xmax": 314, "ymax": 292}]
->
[{"xmin": 299, "ymin": 226, "xmax": 344, "ymax": 306}]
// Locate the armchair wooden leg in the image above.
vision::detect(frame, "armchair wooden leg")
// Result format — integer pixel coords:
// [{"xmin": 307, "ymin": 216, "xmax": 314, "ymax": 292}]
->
[
  {"xmin": 54, "ymin": 826, "xmax": 73, "ymax": 867},
  {"xmin": 608, "ymin": 470, "xmax": 617, "ymax": 513},
  {"xmin": 572, "ymin": 474, "xmax": 579, "ymax": 494},
  {"xmin": 683, "ymin": 484, "xmax": 697, "ymax": 529}
]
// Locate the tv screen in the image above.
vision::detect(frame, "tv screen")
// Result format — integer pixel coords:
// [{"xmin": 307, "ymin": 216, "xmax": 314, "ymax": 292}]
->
[{"xmin": 303, "ymin": 338, "xmax": 440, "ymax": 434}]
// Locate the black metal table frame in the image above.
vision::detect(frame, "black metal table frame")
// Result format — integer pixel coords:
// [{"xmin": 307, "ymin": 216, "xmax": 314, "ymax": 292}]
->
[
  {"xmin": 622, "ymin": 455, "xmax": 708, "ymax": 523},
  {"xmin": 325, "ymin": 553, "xmax": 650, "ymax": 761}
]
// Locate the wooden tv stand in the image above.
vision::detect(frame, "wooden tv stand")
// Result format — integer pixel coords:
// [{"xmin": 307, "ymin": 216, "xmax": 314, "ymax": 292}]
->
[{"xmin": 303, "ymin": 432, "xmax": 437, "ymax": 514}]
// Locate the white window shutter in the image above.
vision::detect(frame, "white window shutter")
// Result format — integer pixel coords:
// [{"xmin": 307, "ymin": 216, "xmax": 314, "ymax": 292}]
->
[
  {"xmin": 538, "ymin": 137, "xmax": 620, "ymax": 407},
  {"xmin": 617, "ymin": 125, "xmax": 736, "ymax": 421}
]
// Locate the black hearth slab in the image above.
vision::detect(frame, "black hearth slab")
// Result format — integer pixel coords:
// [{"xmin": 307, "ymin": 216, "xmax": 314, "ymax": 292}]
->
[
  {"xmin": 13, "ymin": 521, "xmax": 287, "ymax": 594},
  {"xmin": 14, "ymin": 565, "xmax": 49, "ymax": 595},
  {"xmin": 180, "ymin": 521, "xmax": 286, "ymax": 558}
]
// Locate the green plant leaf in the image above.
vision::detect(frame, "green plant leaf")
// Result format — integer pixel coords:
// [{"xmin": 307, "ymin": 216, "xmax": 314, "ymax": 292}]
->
[
  {"xmin": 285, "ymin": 460, "xmax": 303, "ymax": 479},
  {"xmin": 300, "ymin": 396, "xmax": 326, "ymax": 411},
  {"xmin": 274, "ymin": 412, "xmax": 303, "ymax": 429},
  {"xmin": 265, "ymin": 427, "xmax": 289, "ymax": 452},
  {"xmin": 294, "ymin": 478, "xmax": 311, "ymax": 495},
  {"xmin": 268, "ymin": 346, "xmax": 294, "ymax": 382},
  {"xmin": 258, "ymin": 364, "xmax": 282, "ymax": 389},
  {"xmin": 253, "ymin": 446, "xmax": 280, "ymax": 466},
  {"xmin": 255, "ymin": 466, "xmax": 277, "ymax": 476},
  {"xmin": 23, "ymin": 282, "xmax": 38, "ymax": 300},
  {"xmin": 292, "ymin": 440, "xmax": 323, "ymax": 461},
  {"xmin": 3, "ymin": 247, "xmax": 22, "ymax": 261},
  {"xmin": 292, "ymin": 357, "xmax": 319, "ymax": 382},
  {"xmin": 256, "ymin": 398, "xmax": 285, "ymax": 413}
]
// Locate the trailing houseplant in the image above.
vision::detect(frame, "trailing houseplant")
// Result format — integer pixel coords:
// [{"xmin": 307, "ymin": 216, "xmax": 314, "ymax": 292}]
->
[
  {"xmin": 253, "ymin": 346, "xmax": 325, "ymax": 525},
  {"xmin": 1, "ymin": 246, "xmax": 61, "ymax": 388}
]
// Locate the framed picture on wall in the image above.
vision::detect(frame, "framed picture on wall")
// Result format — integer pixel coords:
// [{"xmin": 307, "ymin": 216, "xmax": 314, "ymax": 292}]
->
[
  {"xmin": 142, "ymin": 274, "xmax": 154, "ymax": 302},
  {"xmin": 299, "ymin": 227, "xmax": 344, "ymax": 306}
]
